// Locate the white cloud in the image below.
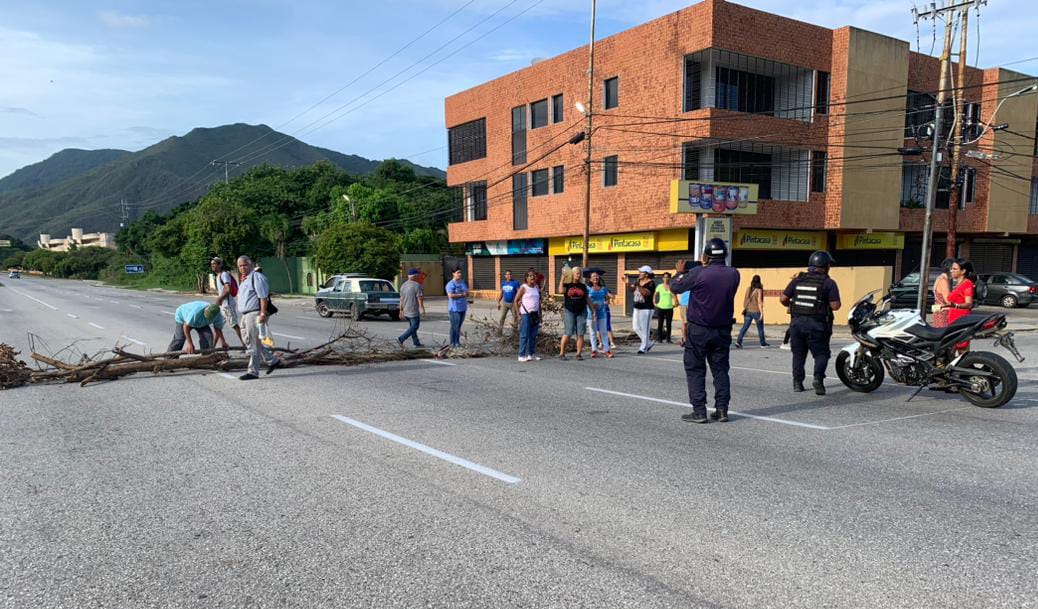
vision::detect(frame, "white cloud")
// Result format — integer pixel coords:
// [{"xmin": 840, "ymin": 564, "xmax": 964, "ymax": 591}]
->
[
  {"xmin": 0, "ymin": 107, "xmax": 37, "ymax": 116},
  {"xmin": 98, "ymin": 11, "xmax": 150, "ymax": 29}
]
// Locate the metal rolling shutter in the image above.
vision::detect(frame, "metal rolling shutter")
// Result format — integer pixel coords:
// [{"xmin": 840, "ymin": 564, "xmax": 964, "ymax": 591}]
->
[
  {"xmin": 504, "ymin": 255, "xmax": 548, "ymax": 285},
  {"xmin": 970, "ymin": 243, "xmax": 1014, "ymax": 275},
  {"xmin": 625, "ymin": 253, "xmax": 660, "ymax": 271},
  {"xmin": 1017, "ymin": 243, "xmax": 1038, "ymax": 279},
  {"xmin": 471, "ymin": 256, "xmax": 497, "ymax": 290}
]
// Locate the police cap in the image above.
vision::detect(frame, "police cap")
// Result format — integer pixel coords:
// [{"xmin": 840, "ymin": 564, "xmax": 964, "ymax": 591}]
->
[{"xmin": 808, "ymin": 250, "xmax": 835, "ymax": 268}]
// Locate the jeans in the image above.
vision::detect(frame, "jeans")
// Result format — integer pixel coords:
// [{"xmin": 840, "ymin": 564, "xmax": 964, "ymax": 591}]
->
[
  {"xmin": 398, "ymin": 315, "xmax": 422, "ymax": 347},
  {"xmin": 683, "ymin": 323, "xmax": 733, "ymax": 416},
  {"xmin": 591, "ymin": 309, "xmax": 610, "ymax": 352},
  {"xmin": 656, "ymin": 308, "xmax": 673, "ymax": 342},
  {"xmin": 790, "ymin": 316, "xmax": 831, "ymax": 382},
  {"xmin": 633, "ymin": 308, "xmax": 654, "ymax": 352},
  {"xmin": 737, "ymin": 311, "xmax": 767, "ymax": 346},
  {"xmin": 497, "ymin": 304, "xmax": 517, "ymax": 333},
  {"xmin": 519, "ymin": 314, "xmax": 539, "ymax": 357},
  {"xmin": 241, "ymin": 311, "xmax": 278, "ymax": 376},
  {"xmin": 448, "ymin": 310, "xmax": 466, "ymax": 347},
  {"xmin": 168, "ymin": 324, "xmax": 213, "ymax": 353}
]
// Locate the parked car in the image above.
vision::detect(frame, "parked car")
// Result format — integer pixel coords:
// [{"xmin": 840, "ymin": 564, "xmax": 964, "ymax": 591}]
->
[
  {"xmin": 977, "ymin": 273, "xmax": 1037, "ymax": 308},
  {"xmin": 7, "ymin": 270, "xmax": 20, "ymax": 279},
  {"xmin": 314, "ymin": 275, "xmax": 400, "ymax": 320},
  {"xmin": 890, "ymin": 268, "xmax": 942, "ymax": 309}
]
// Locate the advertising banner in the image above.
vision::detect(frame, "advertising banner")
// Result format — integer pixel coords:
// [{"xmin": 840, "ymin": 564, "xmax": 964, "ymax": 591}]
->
[
  {"xmin": 467, "ymin": 239, "xmax": 546, "ymax": 256},
  {"xmin": 836, "ymin": 232, "xmax": 905, "ymax": 250},
  {"xmin": 670, "ymin": 180, "xmax": 760, "ymax": 215},
  {"xmin": 734, "ymin": 230, "xmax": 825, "ymax": 250}
]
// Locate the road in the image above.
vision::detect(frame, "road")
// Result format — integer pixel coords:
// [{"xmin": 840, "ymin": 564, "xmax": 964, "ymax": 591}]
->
[{"xmin": 2, "ymin": 276, "xmax": 1037, "ymax": 608}]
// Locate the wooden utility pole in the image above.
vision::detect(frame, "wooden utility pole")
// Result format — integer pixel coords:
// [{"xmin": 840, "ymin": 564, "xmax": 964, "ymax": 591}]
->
[
  {"xmin": 945, "ymin": 8, "xmax": 970, "ymax": 259},
  {"xmin": 580, "ymin": 0, "xmax": 597, "ymax": 270}
]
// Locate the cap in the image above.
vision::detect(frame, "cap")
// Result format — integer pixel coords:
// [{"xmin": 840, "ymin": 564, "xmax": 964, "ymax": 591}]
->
[
  {"xmin": 407, "ymin": 267, "xmax": 420, "ymax": 276},
  {"xmin": 638, "ymin": 265, "xmax": 654, "ymax": 274},
  {"xmin": 210, "ymin": 256, "xmax": 223, "ymax": 263},
  {"xmin": 204, "ymin": 304, "xmax": 221, "ymax": 321}
]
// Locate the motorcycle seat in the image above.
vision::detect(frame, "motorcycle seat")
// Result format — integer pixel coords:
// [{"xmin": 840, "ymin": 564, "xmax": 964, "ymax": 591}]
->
[{"xmin": 905, "ymin": 314, "xmax": 987, "ymax": 342}]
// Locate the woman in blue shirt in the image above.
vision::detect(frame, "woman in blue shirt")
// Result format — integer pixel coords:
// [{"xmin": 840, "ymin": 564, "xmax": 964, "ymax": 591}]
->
[{"xmin": 587, "ymin": 272, "xmax": 614, "ymax": 358}]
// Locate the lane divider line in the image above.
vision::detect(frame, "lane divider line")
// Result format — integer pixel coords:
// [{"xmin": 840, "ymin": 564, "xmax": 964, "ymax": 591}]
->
[
  {"xmin": 585, "ymin": 387, "xmax": 832, "ymax": 431},
  {"xmin": 88, "ymin": 322, "xmax": 105, "ymax": 330},
  {"xmin": 271, "ymin": 332, "xmax": 307, "ymax": 341},
  {"xmin": 127, "ymin": 304, "xmax": 142, "ymax": 309},
  {"xmin": 66, "ymin": 313, "xmax": 79, "ymax": 319},
  {"xmin": 120, "ymin": 336, "xmax": 146, "ymax": 346},
  {"xmin": 427, "ymin": 359, "xmax": 456, "ymax": 366},
  {"xmin": 827, "ymin": 407, "xmax": 972, "ymax": 430},
  {"xmin": 331, "ymin": 415, "xmax": 521, "ymax": 484},
  {"xmin": 6, "ymin": 286, "xmax": 59, "ymax": 311},
  {"xmin": 219, "ymin": 373, "xmax": 238, "ymax": 380},
  {"xmin": 109, "ymin": 300, "xmax": 120, "ymax": 304}
]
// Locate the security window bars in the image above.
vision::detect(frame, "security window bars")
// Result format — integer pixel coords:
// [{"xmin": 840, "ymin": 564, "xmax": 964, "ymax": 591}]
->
[
  {"xmin": 447, "ymin": 118, "xmax": 486, "ymax": 166},
  {"xmin": 901, "ymin": 163, "xmax": 960, "ymax": 209},
  {"xmin": 603, "ymin": 155, "xmax": 618, "ymax": 187},
  {"xmin": 552, "ymin": 94, "xmax": 564, "ymax": 123},
  {"xmin": 513, "ymin": 173, "xmax": 528, "ymax": 230},
  {"xmin": 683, "ymin": 49, "xmax": 813, "ymax": 121},
  {"xmin": 531, "ymin": 169, "xmax": 550, "ymax": 196},
  {"xmin": 552, "ymin": 165, "xmax": 565, "ymax": 193},
  {"xmin": 682, "ymin": 143, "xmax": 700, "ymax": 180},
  {"xmin": 715, "ymin": 148, "xmax": 772, "ymax": 200},
  {"xmin": 815, "ymin": 71, "xmax": 830, "ymax": 115},
  {"xmin": 465, "ymin": 181, "xmax": 488, "ymax": 221},
  {"xmin": 511, "ymin": 105, "xmax": 527, "ymax": 165},
  {"xmin": 963, "ymin": 167, "xmax": 976, "ymax": 204},
  {"xmin": 810, "ymin": 151, "xmax": 827, "ymax": 193},
  {"xmin": 604, "ymin": 77, "xmax": 619, "ymax": 110},
  {"xmin": 530, "ymin": 99, "xmax": 549, "ymax": 129}
]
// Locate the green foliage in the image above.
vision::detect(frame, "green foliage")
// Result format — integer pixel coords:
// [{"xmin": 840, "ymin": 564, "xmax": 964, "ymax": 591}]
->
[
  {"xmin": 115, "ymin": 210, "xmax": 165, "ymax": 256},
  {"xmin": 3, "ymin": 250, "xmax": 26, "ymax": 269},
  {"xmin": 184, "ymin": 196, "xmax": 263, "ymax": 264},
  {"xmin": 314, "ymin": 222, "xmax": 401, "ymax": 280},
  {"xmin": 398, "ymin": 228, "xmax": 448, "ymax": 255},
  {"xmin": 19, "ymin": 247, "xmax": 118, "ymax": 279}
]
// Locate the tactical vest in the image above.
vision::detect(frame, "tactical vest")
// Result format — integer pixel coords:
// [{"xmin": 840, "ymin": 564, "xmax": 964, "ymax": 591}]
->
[{"xmin": 790, "ymin": 272, "xmax": 830, "ymax": 318}]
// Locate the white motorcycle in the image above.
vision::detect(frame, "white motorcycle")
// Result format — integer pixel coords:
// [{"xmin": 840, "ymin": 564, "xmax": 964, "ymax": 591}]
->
[{"xmin": 837, "ymin": 291, "xmax": 1023, "ymax": 408}]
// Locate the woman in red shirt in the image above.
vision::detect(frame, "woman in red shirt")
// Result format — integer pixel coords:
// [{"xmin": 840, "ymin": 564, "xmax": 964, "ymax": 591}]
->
[{"xmin": 942, "ymin": 259, "xmax": 976, "ymax": 351}]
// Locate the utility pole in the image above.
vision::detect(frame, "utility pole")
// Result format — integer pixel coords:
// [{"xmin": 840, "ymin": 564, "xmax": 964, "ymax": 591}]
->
[
  {"xmin": 119, "ymin": 199, "xmax": 128, "ymax": 228},
  {"xmin": 946, "ymin": 7, "xmax": 971, "ymax": 259},
  {"xmin": 580, "ymin": 0, "xmax": 597, "ymax": 270},
  {"xmin": 914, "ymin": 0, "xmax": 956, "ymax": 320},
  {"xmin": 210, "ymin": 160, "xmax": 243, "ymax": 184}
]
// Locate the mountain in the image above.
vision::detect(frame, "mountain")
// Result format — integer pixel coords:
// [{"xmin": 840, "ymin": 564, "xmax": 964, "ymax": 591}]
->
[
  {"xmin": 0, "ymin": 148, "xmax": 131, "ymax": 193},
  {"xmin": 0, "ymin": 123, "xmax": 446, "ymax": 243}
]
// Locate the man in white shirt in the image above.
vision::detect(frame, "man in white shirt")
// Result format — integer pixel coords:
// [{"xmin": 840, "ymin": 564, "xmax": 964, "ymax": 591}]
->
[
  {"xmin": 236, "ymin": 255, "xmax": 281, "ymax": 381},
  {"xmin": 211, "ymin": 257, "xmax": 244, "ymax": 347}
]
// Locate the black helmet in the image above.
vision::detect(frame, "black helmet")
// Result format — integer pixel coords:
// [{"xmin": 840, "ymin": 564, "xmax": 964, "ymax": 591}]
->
[
  {"xmin": 808, "ymin": 250, "xmax": 834, "ymax": 268},
  {"xmin": 704, "ymin": 238, "xmax": 728, "ymax": 260}
]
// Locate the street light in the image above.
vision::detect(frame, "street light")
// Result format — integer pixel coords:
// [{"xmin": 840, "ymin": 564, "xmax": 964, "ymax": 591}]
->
[{"xmin": 575, "ymin": 101, "xmax": 589, "ymax": 116}]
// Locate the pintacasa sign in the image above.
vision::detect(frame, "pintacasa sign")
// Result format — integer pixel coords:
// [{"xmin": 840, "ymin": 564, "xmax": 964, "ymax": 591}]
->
[
  {"xmin": 558, "ymin": 233, "xmax": 656, "ymax": 254},
  {"xmin": 735, "ymin": 230, "xmax": 825, "ymax": 250},
  {"xmin": 836, "ymin": 232, "xmax": 905, "ymax": 250}
]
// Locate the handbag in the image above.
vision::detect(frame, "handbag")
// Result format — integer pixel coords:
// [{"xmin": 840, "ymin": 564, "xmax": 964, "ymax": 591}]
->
[{"xmin": 266, "ymin": 297, "xmax": 278, "ymax": 316}]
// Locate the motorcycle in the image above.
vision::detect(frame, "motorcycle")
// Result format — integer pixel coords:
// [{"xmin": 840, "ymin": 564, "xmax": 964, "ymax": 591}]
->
[{"xmin": 837, "ymin": 291, "xmax": 1024, "ymax": 408}]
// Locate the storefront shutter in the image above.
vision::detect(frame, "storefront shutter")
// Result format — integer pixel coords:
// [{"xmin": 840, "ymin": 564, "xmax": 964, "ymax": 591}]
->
[
  {"xmin": 471, "ymin": 256, "xmax": 497, "ymax": 290},
  {"xmin": 970, "ymin": 243, "xmax": 1014, "ymax": 275}
]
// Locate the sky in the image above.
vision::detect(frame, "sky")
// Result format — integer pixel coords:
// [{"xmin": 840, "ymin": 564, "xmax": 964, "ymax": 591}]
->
[{"xmin": 1, "ymin": 0, "xmax": 1036, "ymax": 179}]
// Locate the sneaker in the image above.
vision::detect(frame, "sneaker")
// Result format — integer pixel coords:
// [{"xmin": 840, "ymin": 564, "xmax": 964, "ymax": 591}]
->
[
  {"xmin": 681, "ymin": 412, "xmax": 709, "ymax": 424},
  {"xmin": 518, "ymin": 356, "xmax": 527, "ymax": 362},
  {"xmin": 813, "ymin": 380, "xmax": 826, "ymax": 396},
  {"xmin": 239, "ymin": 373, "xmax": 259, "ymax": 381},
  {"xmin": 531, "ymin": 355, "xmax": 542, "ymax": 361},
  {"xmin": 735, "ymin": 342, "xmax": 743, "ymax": 349},
  {"xmin": 591, "ymin": 351, "xmax": 598, "ymax": 358},
  {"xmin": 265, "ymin": 358, "xmax": 282, "ymax": 375},
  {"xmin": 794, "ymin": 381, "xmax": 805, "ymax": 393},
  {"xmin": 606, "ymin": 352, "xmax": 614, "ymax": 359},
  {"xmin": 610, "ymin": 343, "xmax": 617, "ymax": 351},
  {"xmin": 760, "ymin": 344, "xmax": 771, "ymax": 349},
  {"xmin": 710, "ymin": 409, "xmax": 730, "ymax": 423},
  {"xmin": 637, "ymin": 350, "xmax": 645, "ymax": 355},
  {"xmin": 645, "ymin": 343, "xmax": 654, "ymax": 352}
]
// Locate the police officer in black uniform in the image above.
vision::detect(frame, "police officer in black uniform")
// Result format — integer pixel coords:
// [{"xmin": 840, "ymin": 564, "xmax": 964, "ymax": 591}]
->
[
  {"xmin": 780, "ymin": 251, "xmax": 842, "ymax": 395},
  {"xmin": 670, "ymin": 238, "xmax": 741, "ymax": 424}
]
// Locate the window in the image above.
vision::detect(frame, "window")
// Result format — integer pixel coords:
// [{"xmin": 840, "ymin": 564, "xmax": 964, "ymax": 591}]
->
[
  {"xmin": 715, "ymin": 148, "xmax": 772, "ymax": 199},
  {"xmin": 552, "ymin": 94, "xmax": 564, "ymax": 123},
  {"xmin": 963, "ymin": 102, "xmax": 983, "ymax": 141},
  {"xmin": 466, "ymin": 181, "xmax": 487, "ymax": 221},
  {"xmin": 810, "ymin": 151, "xmax": 827, "ymax": 193},
  {"xmin": 530, "ymin": 99, "xmax": 548, "ymax": 129},
  {"xmin": 682, "ymin": 143, "xmax": 700, "ymax": 180},
  {"xmin": 604, "ymin": 77, "xmax": 619, "ymax": 109},
  {"xmin": 962, "ymin": 167, "xmax": 975, "ymax": 204},
  {"xmin": 683, "ymin": 59, "xmax": 702, "ymax": 112},
  {"xmin": 552, "ymin": 165, "xmax": 565, "ymax": 193},
  {"xmin": 513, "ymin": 173, "xmax": 528, "ymax": 230},
  {"xmin": 603, "ymin": 155, "xmax": 618, "ymax": 187},
  {"xmin": 904, "ymin": 91, "xmax": 935, "ymax": 138},
  {"xmin": 531, "ymin": 169, "xmax": 549, "ymax": 196},
  {"xmin": 815, "ymin": 71, "xmax": 830, "ymax": 115},
  {"xmin": 511, "ymin": 106, "xmax": 527, "ymax": 165},
  {"xmin": 716, "ymin": 67, "xmax": 775, "ymax": 114},
  {"xmin": 1030, "ymin": 178, "xmax": 1038, "ymax": 215},
  {"xmin": 447, "ymin": 118, "xmax": 486, "ymax": 165}
]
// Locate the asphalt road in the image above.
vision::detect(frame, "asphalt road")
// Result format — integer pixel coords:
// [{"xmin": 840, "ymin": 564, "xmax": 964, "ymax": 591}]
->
[{"xmin": 2, "ymin": 276, "xmax": 1037, "ymax": 608}]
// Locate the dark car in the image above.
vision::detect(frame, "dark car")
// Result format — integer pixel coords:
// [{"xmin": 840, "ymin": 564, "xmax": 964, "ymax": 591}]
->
[
  {"xmin": 314, "ymin": 276, "xmax": 401, "ymax": 320},
  {"xmin": 890, "ymin": 268, "xmax": 942, "ymax": 309},
  {"xmin": 977, "ymin": 273, "xmax": 1037, "ymax": 308}
]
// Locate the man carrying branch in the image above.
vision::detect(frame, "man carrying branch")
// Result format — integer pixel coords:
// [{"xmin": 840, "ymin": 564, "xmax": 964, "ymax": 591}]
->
[{"xmin": 168, "ymin": 301, "xmax": 227, "ymax": 355}]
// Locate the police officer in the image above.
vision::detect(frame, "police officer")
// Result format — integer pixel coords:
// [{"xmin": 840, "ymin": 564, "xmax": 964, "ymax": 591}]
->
[
  {"xmin": 780, "ymin": 251, "xmax": 842, "ymax": 395},
  {"xmin": 670, "ymin": 238, "xmax": 741, "ymax": 424}
]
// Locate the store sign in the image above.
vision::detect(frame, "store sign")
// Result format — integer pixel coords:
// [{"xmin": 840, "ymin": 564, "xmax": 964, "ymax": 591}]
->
[
  {"xmin": 669, "ymin": 180, "xmax": 760, "ymax": 215},
  {"xmin": 552, "ymin": 232, "xmax": 656, "ymax": 255},
  {"xmin": 467, "ymin": 239, "xmax": 546, "ymax": 256},
  {"xmin": 836, "ymin": 232, "xmax": 905, "ymax": 250},
  {"xmin": 702, "ymin": 217, "xmax": 732, "ymax": 252},
  {"xmin": 734, "ymin": 230, "xmax": 825, "ymax": 250}
]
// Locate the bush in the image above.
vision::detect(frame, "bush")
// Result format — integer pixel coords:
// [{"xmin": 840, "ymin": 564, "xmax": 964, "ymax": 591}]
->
[{"xmin": 314, "ymin": 222, "xmax": 400, "ymax": 280}]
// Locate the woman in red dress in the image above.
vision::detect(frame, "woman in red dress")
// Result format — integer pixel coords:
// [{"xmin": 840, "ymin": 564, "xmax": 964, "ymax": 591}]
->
[{"xmin": 942, "ymin": 259, "xmax": 976, "ymax": 351}]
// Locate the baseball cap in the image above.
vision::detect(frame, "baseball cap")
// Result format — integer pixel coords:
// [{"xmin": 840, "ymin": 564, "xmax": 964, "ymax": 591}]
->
[
  {"xmin": 204, "ymin": 304, "xmax": 220, "ymax": 321},
  {"xmin": 407, "ymin": 267, "xmax": 420, "ymax": 276},
  {"xmin": 638, "ymin": 265, "xmax": 653, "ymax": 274},
  {"xmin": 210, "ymin": 256, "xmax": 223, "ymax": 264}
]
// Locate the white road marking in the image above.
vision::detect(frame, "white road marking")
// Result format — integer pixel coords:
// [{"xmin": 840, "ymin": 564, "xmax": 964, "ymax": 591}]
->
[
  {"xmin": 162, "ymin": 310, "xmax": 175, "ymax": 316},
  {"xmin": 331, "ymin": 415, "xmax": 521, "ymax": 484},
  {"xmin": 120, "ymin": 336, "xmax": 146, "ymax": 346},
  {"xmin": 585, "ymin": 387, "xmax": 832, "ymax": 430},
  {"xmin": 827, "ymin": 407, "xmax": 972, "ymax": 430},
  {"xmin": 66, "ymin": 313, "xmax": 79, "ymax": 319},
  {"xmin": 88, "ymin": 322, "xmax": 104, "ymax": 330},
  {"xmin": 428, "ymin": 359, "xmax": 456, "ymax": 366},
  {"xmin": 127, "ymin": 304, "xmax": 142, "ymax": 309},
  {"xmin": 272, "ymin": 332, "xmax": 307, "ymax": 340},
  {"xmin": 109, "ymin": 300, "xmax": 120, "ymax": 304},
  {"xmin": 657, "ymin": 357, "xmax": 785, "ymax": 375},
  {"xmin": 6, "ymin": 286, "xmax": 59, "ymax": 310},
  {"xmin": 219, "ymin": 373, "xmax": 237, "ymax": 380}
]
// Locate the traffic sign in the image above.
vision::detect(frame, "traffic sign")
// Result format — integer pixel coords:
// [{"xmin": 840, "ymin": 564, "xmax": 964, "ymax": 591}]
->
[
  {"xmin": 0, "ymin": 240, "xmax": 11, "ymax": 248},
  {"xmin": 125, "ymin": 264, "xmax": 145, "ymax": 274}
]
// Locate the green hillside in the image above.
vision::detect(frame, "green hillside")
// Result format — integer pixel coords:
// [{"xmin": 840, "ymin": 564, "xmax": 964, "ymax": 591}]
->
[
  {"xmin": 0, "ymin": 148, "xmax": 130, "ymax": 193},
  {"xmin": 0, "ymin": 123, "xmax": 445, "ymax": 243}
]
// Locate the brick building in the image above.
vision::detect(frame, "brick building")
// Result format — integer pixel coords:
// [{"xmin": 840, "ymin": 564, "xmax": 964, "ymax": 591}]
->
[{"xmin": 444, "ymin": 0, "xmax": 1038, "ymax": 307}]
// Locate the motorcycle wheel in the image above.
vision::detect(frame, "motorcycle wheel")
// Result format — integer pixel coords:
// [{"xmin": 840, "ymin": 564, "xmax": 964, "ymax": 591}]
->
[
  {"xmin": 836, "ymin": 350, "xmax": 884, "ymax": 393},
  {"xmin": 955, "ymin": 352, "xmax": 1017, "ymax": 408}
]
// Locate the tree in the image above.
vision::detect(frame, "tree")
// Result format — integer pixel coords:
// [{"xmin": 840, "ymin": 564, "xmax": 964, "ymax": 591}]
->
[
  {"xmin": 3, "ymin": 250, "xmax": 26, "ymax": 269},
  {"xmin": 260, "ymin": 213, "xmax": 293, "ymax": 292},
  {"xmin": 373, "ymin": 159, "xmax": 417, "ymax": 184},
  {"xmin": 314, "ymin": 222, "xmax": 400, "ymax": 280},
  {"xmin": 398, "ymin": 228, "xmax": 447, "ymax": 255},
  {"xmin": 115, "ymin": 210, "xmax": 165, "ymax": 256}
]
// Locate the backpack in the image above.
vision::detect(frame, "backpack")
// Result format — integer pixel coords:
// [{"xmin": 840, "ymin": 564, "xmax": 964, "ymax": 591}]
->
[
  {"xmin": 220, "ymin": 272, "xmax": 239, "ymax": 298},
  {"xmin": 790, "ymin": 272, "xmax": 830, "ymax": 318}
]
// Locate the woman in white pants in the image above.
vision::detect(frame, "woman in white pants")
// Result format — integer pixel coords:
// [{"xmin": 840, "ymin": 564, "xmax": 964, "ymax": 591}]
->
[{"xmin": 630, "ymin": 265, "xmax": 656, "ymax": 354}]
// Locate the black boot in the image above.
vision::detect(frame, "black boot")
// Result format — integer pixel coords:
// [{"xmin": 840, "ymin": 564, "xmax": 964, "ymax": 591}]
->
[
  {"xmin": 681, "ymin": 412, "xmax": 709, "ymax": 424},
  {"xmin": 793, "ymin": 380, "xmax": 805, "ymax": 392},
  {"xmin": 710, "ymin": 409, "xmax": 729, "ymax": 422},
  {"xmin": 813, "ymin": 378, "xmax": 826, "ymax": 396}
]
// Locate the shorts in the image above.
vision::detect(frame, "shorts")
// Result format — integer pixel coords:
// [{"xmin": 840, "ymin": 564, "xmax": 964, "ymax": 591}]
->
[
  {"xmin": 563, "ymin": 309, "xmax": 587, "ymax": 337},
  {"xmin": 221, "ymin": 305, "xmax": 240, "ymax": 329}
]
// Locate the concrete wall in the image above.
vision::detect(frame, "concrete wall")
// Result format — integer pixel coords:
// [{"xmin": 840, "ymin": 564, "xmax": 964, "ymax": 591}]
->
[
  {"xmin": 739, "ymin": 265, "xmax": 892, "ymax": 326},
  {"xmin": 985, "ymin": 69, "xmax": 1038, "ymax": 233},
  {"xmin": 400, "ymin": 256, "xmax": 445, "ymax": 296}
]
